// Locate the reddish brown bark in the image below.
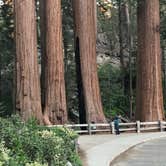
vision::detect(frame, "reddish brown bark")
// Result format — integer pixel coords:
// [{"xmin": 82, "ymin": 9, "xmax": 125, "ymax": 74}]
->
[
  {"xmin": 136, "ymin": 0, "xmax": 164, "ymax": 121},
  {"xmin": 40, "ymin": 0, "xmax": 67, "ymax": 124},
  {"xmin": 73, "ymin": 0, "xmax": 106, "ymax": 123},
  {"xmin": 15, "ymin": 0, "xmax": 43, "ymax": 123}
]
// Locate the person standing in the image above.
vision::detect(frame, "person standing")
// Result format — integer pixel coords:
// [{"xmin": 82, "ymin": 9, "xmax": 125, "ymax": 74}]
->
[{"xmin": 114, "ymin": 116, "xmax": 120, "ymax": 135}]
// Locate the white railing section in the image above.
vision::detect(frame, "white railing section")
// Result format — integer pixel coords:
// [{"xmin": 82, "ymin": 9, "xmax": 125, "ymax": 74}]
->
[{"xmin": 48, "ymin": 120, "xmax": 166, "ymax": 135}]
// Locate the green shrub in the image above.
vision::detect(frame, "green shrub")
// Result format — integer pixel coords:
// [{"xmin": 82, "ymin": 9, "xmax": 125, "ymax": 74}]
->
[
  {"xmin": 98, "ymin": 63, "xmax": 132, "ymax": 119},
  {"xmin": 0, "ymin": 115, "xmax": 82, "ymax": 166}
]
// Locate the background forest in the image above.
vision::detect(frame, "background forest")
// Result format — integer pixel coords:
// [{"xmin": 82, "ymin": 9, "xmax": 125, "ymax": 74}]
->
[{"xmin": 0, "ymin": 0, "xmax": 166, "ymax": 123}]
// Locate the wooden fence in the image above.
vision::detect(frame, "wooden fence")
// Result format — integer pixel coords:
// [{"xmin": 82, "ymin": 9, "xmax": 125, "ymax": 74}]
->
[{"xmin": 49, "ymin": 121, "xmax": 166, "ymax": 135}]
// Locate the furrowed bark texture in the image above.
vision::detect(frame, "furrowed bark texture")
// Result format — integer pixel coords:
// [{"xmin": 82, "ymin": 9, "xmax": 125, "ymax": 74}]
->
[
  {"xmin": 41, "ymin": 0, "xmax": 67, "ymax": 124},
  {"xmin": 73, "ymin": 0, "xmax": 106, "ymax": 123},
  {"xmin": 15, "ymin": 0, "xmax": 43, "ymax": 122},
  {"xmin": 136, "ymin": 0, "xmax": 164, "ymax": 121}
]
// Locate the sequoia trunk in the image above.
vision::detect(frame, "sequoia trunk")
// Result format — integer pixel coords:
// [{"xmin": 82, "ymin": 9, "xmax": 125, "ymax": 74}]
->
[
  {"xmin": 136, "ymin": 0, "xmax": 164, "ymax": 121},
  {"xmin": 73, "ymin": 0, "xmax": 106, "ymax": 123},
  {"xmin": 40, "ymin": 0, "xmax": 67, "ymax": 124},
  {"xmin": 15, "ymin": 0, "xmax": 43, "ymax": 122}
]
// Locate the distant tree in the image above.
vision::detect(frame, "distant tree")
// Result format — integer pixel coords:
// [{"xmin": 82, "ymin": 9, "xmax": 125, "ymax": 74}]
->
[
  {"xmin": 15, "ymin": 0, "xmax": 43, "ymax": 122},
  {"xmin": 119, "ymin": 0, "xmax": 129, "ymax": 80},
  {"xmin": 118, "ymin": 0, "xmax": 134, "ymax": 118},
  {"xmin": 61, "ymin": 0, "xmax": 79, "ymax": 122},
  {"xmin": 160, "ymin": 0, "xmax": 166, "ymax": 109},
  {"xmin": 40, "ymin": 0, "xmax": 67, "ymax": 124},
  {"xmin": 136, "ymin": 0, "xmax": 164, "ymax": 121},
  {"xmin": 73, "ymin": 0, "xmax": 106, "ymax": 123}
]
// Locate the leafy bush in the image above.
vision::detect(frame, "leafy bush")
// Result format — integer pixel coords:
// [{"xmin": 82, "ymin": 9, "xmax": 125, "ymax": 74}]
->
[{"xmin": 0, "ymin": 115, "xmax": 82, "ymax": 166}]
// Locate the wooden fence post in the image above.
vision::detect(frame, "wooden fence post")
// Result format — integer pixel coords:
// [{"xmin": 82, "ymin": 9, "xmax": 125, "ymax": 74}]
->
[
  {"xmin": 136, "ymin": 121, "xmax": 140, "ymax": 133},
  {"xmin": 111, "ymin": 122, "xmax": 115, "ymax": 134},
  {"xmin": 88, "ymin": 123, "xmax": 91, "ymax": 135},
  {"xmin": 159, "ymin": 120, "xmax": 163, "ymax": 132}
]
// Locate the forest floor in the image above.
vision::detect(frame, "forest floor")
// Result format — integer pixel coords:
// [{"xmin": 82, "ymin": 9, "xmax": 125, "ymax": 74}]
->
[{"xmin": 78, "ymin": 132, "xmax": 166, "ymax": 166}]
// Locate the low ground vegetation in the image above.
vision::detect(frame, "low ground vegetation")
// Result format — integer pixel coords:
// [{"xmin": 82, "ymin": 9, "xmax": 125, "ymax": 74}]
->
[{"xmin": 0, "ymin": 115, "xmax": 82, "ymax": 166}]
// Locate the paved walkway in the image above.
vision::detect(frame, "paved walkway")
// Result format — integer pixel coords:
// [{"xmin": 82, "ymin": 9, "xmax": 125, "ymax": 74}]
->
[
  {"xmin": 78, "ymin": 132, "xmax": 166, "ymax": 166},
  {"xmin": 111, "ymin": 137, "xmax": 166, "ymax": 166}
]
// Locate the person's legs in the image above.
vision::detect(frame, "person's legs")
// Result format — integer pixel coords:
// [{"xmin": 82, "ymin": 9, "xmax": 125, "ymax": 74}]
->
[
  {"xmin": 117, "ymin": 125, "xmax": 120, "ymax": 134},
  {"xmin": 115, "ymin": 125, "xmax": 118, "ymax": 135},
  {"xmin": 115, "ymin": 125, "xmax": 120, "ymax": 135}
]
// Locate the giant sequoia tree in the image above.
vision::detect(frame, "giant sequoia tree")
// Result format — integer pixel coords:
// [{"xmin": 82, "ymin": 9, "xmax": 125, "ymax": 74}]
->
[
  {"xmin": 136, "ymin": 0, "xmax": 164, "ymax": 121},
  {"xmin": 40, "ymin": 0, "xmax": 67, "ymax": 124},
  {"xmin": 73, "ymin": 0, "xmax": 106, "ymax": 123},
  {"xmin": 15, "ymin": 0, "xmax": 43, "ymax": 122}
]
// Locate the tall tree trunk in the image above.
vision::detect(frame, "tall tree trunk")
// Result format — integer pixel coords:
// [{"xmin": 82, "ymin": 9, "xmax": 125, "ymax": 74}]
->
[
  {"xmin": 119, "ymin": 0, "xmax": 124, "ymax": 73},
  {"xmin": 73, "ymin": 0, "xmax": 106, "ymax": 123},
  {"xmin": 119, "ymin": 0, "xmax": 129, "ymax": 93},
  {"xmin": 14, "ymin": 0, "xmax": 43, "ymax": 123},
  {"xmin": 119, "ymin": 1, "xmax": 133, "ymax": 118},
  {"xmin": 40, "ymin": 0, "xmax": 67, "ymax": 124},
  {"xmin": 136, "ymin": 0, "xmax": 164, "ymax": 121},
  {"xmin": 128, "ymin": 0, "xmax": 133, "ymax": 120}
]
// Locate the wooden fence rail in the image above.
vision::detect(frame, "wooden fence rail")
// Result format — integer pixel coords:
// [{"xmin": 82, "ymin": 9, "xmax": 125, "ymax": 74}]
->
[{"xmin": 48, "ymin": 120, "xmax": 166, "ymax": 135}]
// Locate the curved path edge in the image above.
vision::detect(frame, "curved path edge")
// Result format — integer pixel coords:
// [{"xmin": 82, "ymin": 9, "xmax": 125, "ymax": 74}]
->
[{"xmin": 78, "ymin": 132, "xmax": 166, "ymax": 166}]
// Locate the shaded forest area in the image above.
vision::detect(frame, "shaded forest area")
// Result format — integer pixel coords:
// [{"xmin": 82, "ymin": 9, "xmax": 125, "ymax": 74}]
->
[{"xmin": 0, "ymin": 0, "xmax": 166, "ymax": 124}]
